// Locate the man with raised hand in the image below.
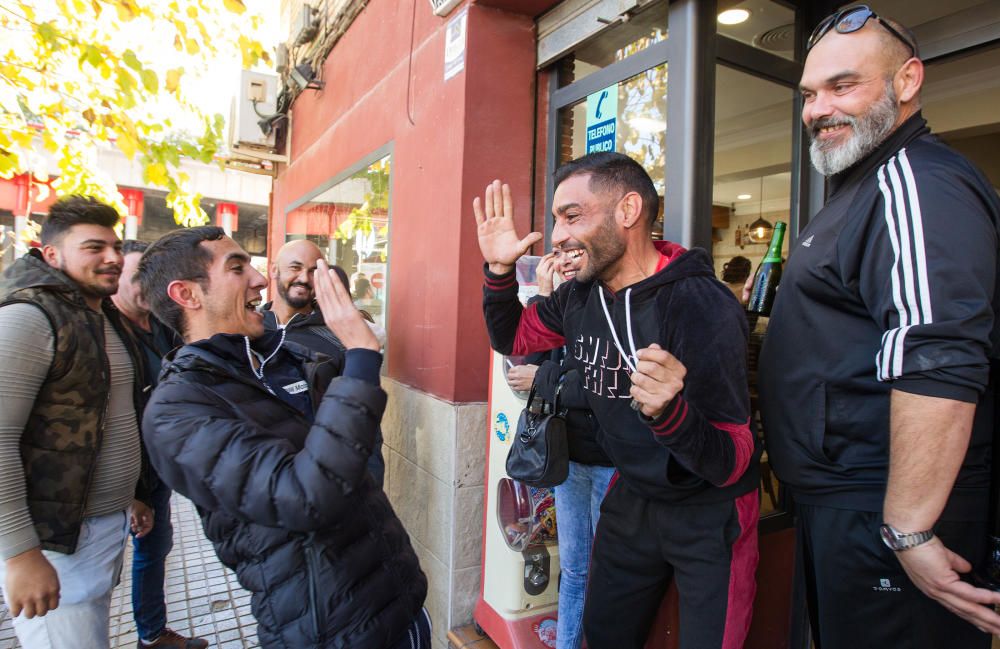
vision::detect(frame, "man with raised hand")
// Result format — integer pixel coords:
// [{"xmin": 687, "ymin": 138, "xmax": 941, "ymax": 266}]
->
[
  {"xmin": 475, "ymin": 152, "xmax": 759, "ymax": 649},
  {"xmin": 138, "ymin": 227, "xmax": 427, "ymax": 649},
  {"xmin": 262, "ymin": 238, "xmax": 385, "ymax": 485},
  {"xmin": 758, "ymin": 7, "xmax": 1000, "ymax": 646}
]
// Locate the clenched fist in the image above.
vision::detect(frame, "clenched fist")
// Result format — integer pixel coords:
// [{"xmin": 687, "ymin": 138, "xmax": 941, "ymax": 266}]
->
[{"xmin": 629, "ymin": 344, "xmax": 686, "ymax": 419}]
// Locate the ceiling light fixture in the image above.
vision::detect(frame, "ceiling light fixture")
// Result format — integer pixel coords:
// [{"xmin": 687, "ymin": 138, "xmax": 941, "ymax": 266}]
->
[
  {"xmin": 737, "ymin": 193, "xmax": 752, "ymax": 200},
  {"xmin": 718, "ymin": 8, "xmax": 751, "ymax": 25},
  {"xmin": 747, "ymin": 176, "xmax": 773, "ymax": 243}
]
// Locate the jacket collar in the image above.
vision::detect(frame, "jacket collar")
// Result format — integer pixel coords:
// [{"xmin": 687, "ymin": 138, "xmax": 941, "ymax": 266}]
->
[
  {"xmin": 828, "ymin": 111, "xmax": 931, "ymax": 197},
  {"xmin": 261, "ymin": 301, "xmax": 325, "ymax": 331}
]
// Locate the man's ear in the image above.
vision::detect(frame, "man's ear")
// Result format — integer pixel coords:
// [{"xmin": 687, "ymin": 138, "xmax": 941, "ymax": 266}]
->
[
  {"xmin": 268, "ymin": 262, "xmax": 279, "ymax": 281},
  {"xmin": 895, "ymin": 57, "xmax": 923, "ymax": 105},
  {"xmin": 619, "ymin": 192, "xmax": 645, "ymax": 229},
  {"xmin": 166, "ymin": 279, "xmax": 201, "ymax": 311},
  {"xmin": 40, "ymin": 244, "xmax": 61, "ymax": 269}
]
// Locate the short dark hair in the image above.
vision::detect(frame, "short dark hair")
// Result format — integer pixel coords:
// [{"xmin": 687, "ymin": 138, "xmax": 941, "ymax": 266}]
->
[
  {"xmin": 137, "ymin": 226, "xmax": 226, "ymax": 336},
  {"xmin": 722, "ymin": 255, "xmax": 752, "ymax": 283},
  {"xmin": 331, "ymin": 265, "xmax": 351, "ymax": 293},
  {"xmin": 553, "ymin": 152, "xmax": 660, "ymax": 224},
  {"xmin": 122, "ymin": 239, "xmax": 150, "ymax": 256},
  {"xmin": 41, "ymin": 196, "xmax": 120, "ymax": 246}
]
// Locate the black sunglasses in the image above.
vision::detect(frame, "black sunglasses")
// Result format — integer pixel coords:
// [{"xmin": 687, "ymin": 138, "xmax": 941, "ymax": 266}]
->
[{"xmin": 807, "ymin": 5, "xmax": 916, "ymax": 58}]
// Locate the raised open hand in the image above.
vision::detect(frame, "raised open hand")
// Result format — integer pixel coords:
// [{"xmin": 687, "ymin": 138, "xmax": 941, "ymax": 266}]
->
[
  {"xmin": 472, "ymin": 179, "xmax": 543, "ymax": 275},
  {"xmin": 314, "ymin": 259, "xmax": 380, "ymax": 351}
]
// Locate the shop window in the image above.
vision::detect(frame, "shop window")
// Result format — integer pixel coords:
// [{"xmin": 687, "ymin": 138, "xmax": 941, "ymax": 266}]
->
[
  {"xmin": 711, "ymin": 64, "xmax": 794, "ymax": 518},
  {"xmin": 285, "ymin": 154, "xmax": 392, "ymax": 330},
  {"xmin": 557, "ymin": 62, "xmax": 668, "ymax": 236},
  {"xmin": 923, "ymin": 46, "xmax": 1000, "ymax": 190},
  {"xmin": 716, "ymin": 1, "xmax": 796, "ymax": 61},
  {"xmin": 556, "ymin": 2, "xmax": 668, "ymax": 88}
]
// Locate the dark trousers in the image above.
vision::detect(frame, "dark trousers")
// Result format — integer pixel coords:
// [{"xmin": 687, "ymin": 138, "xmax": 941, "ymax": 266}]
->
[
  {"xmin": 131, "ymin": 478, "xmax": 174, "ymax": 641},
  {"xmin": 388, "ymin": 608, "xmax": 432, "ymax": 649},
  {"xmin": 582, "ymin": 479, "xmax": 759, "ymax": 649},
  {"xmin": 796, "ymin": 503, "xmax": 992, "ymax": 649}
]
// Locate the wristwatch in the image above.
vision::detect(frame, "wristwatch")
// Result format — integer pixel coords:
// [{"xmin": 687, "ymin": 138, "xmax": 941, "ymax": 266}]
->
[{"xmin": 879, "ymin": 523, "xmax": 934, "ymax": 551}]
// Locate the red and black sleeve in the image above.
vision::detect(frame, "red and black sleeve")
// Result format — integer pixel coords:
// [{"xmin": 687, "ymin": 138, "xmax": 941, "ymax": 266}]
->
[
  {"xmin": 483, "ymin": 264, "xmax": 566, "ymax": 356},
  {"xmin": 641, "ymin": 278, "xmax": 756, "ymax": 487}
]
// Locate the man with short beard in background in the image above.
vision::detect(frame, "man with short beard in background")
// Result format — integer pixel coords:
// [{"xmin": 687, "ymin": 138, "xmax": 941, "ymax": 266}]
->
[
  {"xmin": 758, "ymin": 7, "xmax": 1000, "ymax": 647},
  {"xmin": 262, "ymin": 238, "xmax": 384, "ymax": 485}
]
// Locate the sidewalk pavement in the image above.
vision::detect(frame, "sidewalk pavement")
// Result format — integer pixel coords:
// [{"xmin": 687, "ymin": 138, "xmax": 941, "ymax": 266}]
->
[{"xmin": 0, "ymin": 495, "xmax": 258, "ymax": 649}]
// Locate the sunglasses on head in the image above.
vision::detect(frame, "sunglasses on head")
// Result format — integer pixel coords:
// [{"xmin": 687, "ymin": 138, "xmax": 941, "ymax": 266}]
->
[{"xmin": 807, "ymin": 5, "xmax": 916, "ymax": 58}]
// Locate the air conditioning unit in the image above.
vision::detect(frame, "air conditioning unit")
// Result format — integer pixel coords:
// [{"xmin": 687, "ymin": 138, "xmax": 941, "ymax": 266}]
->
[
  {"xmin": 229, "ymin": 69, "xmax": 278, "ymax": 152},
  {"xmin": 291, "ymin": 4, "xmax": 319, "ymax": 46}
]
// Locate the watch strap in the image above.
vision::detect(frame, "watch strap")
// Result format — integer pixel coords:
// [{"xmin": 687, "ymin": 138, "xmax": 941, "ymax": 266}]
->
[{"xmin": 880, "ymin": 524, "xmax": 934, "ymax": 551}]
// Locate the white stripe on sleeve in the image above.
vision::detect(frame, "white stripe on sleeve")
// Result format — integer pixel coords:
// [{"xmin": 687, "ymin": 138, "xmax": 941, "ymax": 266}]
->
[{"xmin": 875, "ymin": 148, "xmax": 933, "ymax": 381}]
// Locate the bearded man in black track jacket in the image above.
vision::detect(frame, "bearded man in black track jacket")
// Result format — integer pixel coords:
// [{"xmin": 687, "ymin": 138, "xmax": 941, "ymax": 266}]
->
[
  {"xmin": 137, "ymin": 226, "xmax": 428, "ymax": 649},
  {"xmin": 758, "ymin": 8, "xmax": 1000, "ymax": 647}
]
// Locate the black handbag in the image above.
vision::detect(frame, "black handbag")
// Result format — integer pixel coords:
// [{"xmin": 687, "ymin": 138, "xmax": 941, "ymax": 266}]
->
[{"xmin": 505, "ymin": 381, "xmax": 569, "ymax": 488}]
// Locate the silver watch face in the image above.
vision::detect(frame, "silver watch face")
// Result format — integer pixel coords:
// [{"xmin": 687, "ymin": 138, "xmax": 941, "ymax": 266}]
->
[
  {"xmin": 879, "ymin": 524, "xmax": 932, "ymax": 550},
  {"xmin": 879, "ymin": 524, "xmax": 899, "ymax": 549}
]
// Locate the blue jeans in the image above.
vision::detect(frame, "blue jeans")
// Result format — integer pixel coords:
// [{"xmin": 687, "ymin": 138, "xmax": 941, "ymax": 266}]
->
[
  {"xmin": 131, "ymin": 478, "xmax": 173, "ymax": 641},
  {"xmin": 554, "ymin": 462, "xmax": 615, "ymax": 649}
]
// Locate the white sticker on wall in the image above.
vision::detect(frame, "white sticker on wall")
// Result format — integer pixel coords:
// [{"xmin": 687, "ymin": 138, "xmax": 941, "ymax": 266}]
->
[{"xmin": 444, "ymin": 7, "xmax": 468, "ymax": 81}]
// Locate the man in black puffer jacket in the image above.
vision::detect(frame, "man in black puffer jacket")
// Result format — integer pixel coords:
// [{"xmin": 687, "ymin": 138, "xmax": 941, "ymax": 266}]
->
[{"xmin": 137, "ymin": 226, "xmax": 428, "ymax": 649}]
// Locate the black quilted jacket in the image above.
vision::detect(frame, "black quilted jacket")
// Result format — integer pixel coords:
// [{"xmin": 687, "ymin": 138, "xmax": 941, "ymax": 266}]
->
[{"xmin": 143, "ymin": 333, "xmax": 426, "ymax": 648}]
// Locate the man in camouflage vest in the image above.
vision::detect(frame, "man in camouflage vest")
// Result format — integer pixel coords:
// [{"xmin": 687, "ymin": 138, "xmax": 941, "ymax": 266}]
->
[{"xmin": 0, "ymin": 196, "xmax": 153, "ymax": 649}]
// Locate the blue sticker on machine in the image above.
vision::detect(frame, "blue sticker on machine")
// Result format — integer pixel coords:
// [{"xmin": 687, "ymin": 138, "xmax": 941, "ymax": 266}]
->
[{"xmin": 495, "ymin": 412, "xmax": 510, "ymax": 442}]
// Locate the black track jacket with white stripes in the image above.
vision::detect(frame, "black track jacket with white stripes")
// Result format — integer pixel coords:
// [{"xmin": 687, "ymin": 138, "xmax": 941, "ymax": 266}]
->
[{"xmin": 759, "ymin": 112, "xmax": 1000, "ymax": 520}]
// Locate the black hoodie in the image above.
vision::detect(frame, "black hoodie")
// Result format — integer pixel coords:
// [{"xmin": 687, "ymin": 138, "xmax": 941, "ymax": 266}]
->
[
  {"xmin": 483, "ymin": 241, "xmax": 759, "ymax": 504},
  {"xmin": 758, "ymin": 113, "xmax": 1000, "ymax": 520}
]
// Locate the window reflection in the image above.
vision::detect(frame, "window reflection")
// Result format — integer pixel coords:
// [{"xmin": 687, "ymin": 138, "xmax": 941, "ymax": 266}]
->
[
  {"xmin": 557, "ymin": 63, "xmax": 668, "ymax": 236},
  {"xmin": 557, "ymin": 2, "xmax": 668, "ymax": 87},
  {"xmin": 711, "ymin": 64, "xmax": 794, "ymax": 519},
  {"xmin": 285, "ymin": 155, "xmax": 392, "ymax": 329}
]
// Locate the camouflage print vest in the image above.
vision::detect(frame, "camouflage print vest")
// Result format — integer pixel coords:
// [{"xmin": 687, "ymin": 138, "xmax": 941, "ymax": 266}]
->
[{"xmin": 0, "ymin": 250, "xmax": 144, "ymax": 554}]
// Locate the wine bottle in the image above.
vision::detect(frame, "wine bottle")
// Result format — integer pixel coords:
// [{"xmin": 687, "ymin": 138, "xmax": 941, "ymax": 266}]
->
[{"xmin": 747, "ymin": 221, "xmax": 786, "ymax": 317}]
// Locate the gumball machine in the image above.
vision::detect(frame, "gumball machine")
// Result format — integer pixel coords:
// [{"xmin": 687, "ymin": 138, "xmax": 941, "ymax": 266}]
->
[
  {"xmin": 473, "ymin": 348, "xmax": 561, "ymax": 649},
  {"xmin": 473, "ymin": 256, "xmax": 563, "ymax": 649}
]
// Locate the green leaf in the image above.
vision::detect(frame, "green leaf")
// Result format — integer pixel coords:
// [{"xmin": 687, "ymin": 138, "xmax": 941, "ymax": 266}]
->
[
  {"xmin": 37, "ymin": 22, "xmax": 61, "ymax": 50},
  {"xmin": 140, "ymin": 69, "xmax": 158, "ymax": 94},
  {"xmin": 122, "ymin": 49, "xmax": 142, "ymax": 72},
  {"xmin": 83, "ymin": 45, "xmax": 103, "ymax": 69}
]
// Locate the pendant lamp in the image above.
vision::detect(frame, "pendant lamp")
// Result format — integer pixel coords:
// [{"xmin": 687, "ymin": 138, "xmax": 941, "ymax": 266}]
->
[{"xmin": 747, "ymin": 176, "xmax": 773, "ymax": 243}]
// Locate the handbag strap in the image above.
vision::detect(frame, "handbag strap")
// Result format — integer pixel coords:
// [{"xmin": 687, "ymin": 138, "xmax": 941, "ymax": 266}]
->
[{"xmin": 525, "ymin": 369, "xmax": 566, "ymax": 415}]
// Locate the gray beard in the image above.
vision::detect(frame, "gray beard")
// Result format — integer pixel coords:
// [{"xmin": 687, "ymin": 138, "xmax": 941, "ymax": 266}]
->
[{"xmin": 808, "ymin": 81, "xmax": 899, "ymax": 177}]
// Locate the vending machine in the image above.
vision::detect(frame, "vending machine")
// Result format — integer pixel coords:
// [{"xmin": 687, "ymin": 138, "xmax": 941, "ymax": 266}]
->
[
  {"xmin": 473, "ymin": 256, "xmax": 563, "ymax": 649},
  {"xmin": 473, "ymin": 347, "xmax": 562, "ymax": 649}
]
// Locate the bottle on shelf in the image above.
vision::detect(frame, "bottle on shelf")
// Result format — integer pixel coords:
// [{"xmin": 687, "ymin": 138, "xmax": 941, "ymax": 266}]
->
[{"xmin": 746, "ymin": 221, "xmax": 786, "ymax": 317}]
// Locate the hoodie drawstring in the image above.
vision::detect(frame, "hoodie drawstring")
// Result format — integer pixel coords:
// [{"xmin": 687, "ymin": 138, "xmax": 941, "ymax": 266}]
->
[
  {"xmin": 244, "ymin": 329, "xmax": 287, "ymax": 392},
  {"xmin": 598, "ymin": 286, "xmax": 638, "ymax": 373}
]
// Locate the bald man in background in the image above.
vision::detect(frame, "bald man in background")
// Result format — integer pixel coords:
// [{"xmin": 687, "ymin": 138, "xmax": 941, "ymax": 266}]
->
[{"xmin": 262, "ymin": 239, "xmax": 385, "ymax": 486}]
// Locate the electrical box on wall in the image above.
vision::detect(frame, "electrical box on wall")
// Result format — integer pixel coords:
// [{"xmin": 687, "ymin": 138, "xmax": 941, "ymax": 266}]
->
[
  {"xmin": 229, "ymin": 70, "xmax": 278, "ymax": 152},
  {"xmin": 291, "ymin": 3, "xmax": 319, "ymax": 46}
]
